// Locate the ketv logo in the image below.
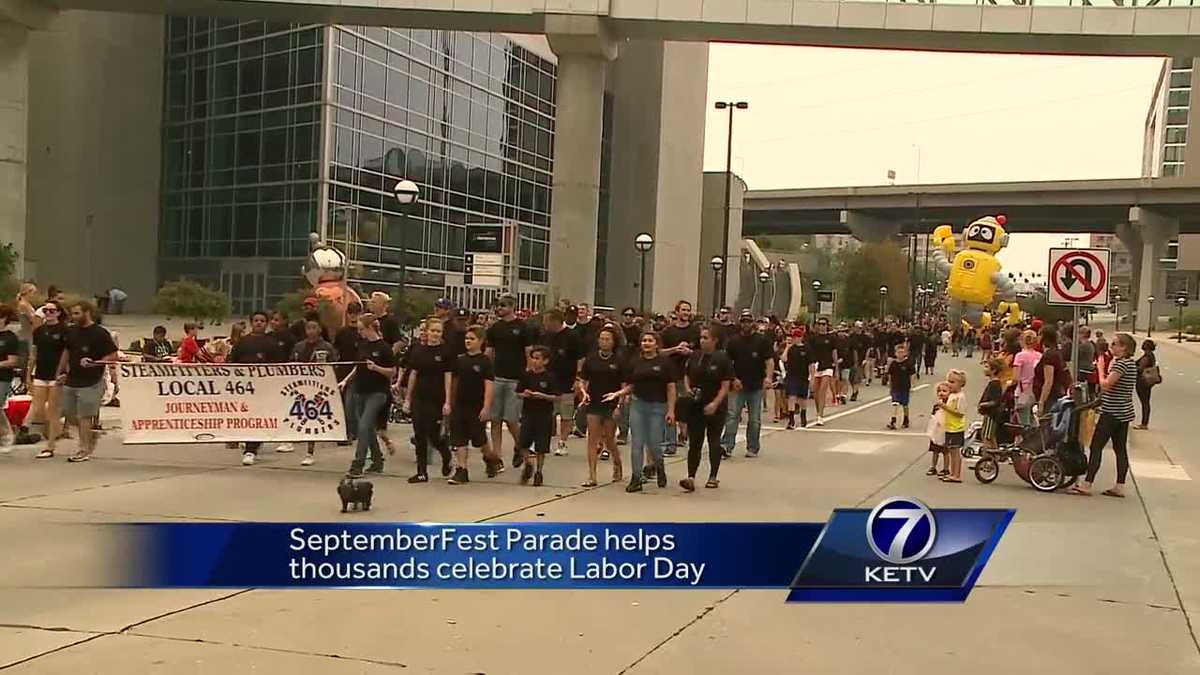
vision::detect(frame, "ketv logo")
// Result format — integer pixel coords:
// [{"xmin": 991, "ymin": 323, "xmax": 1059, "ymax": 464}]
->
[{"xmin": 864, "ymin": 497, "xmax": 937, "ymax": 583}]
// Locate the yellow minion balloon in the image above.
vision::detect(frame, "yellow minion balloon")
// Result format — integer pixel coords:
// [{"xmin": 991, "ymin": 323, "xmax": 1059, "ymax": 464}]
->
[{"xmin": 931, "ymin": 215, "xmax": 1018, "ymax": 329}]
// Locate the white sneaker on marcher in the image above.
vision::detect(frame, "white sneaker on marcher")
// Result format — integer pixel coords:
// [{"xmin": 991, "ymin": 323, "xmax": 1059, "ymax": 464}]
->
[
  {"xmin": 242, "ymin": 452, "xmax": 256, "ymax": 466},
  {"xmin": 814, "ymin": 417, "xmax": 826, "ymax": 427},
  {"xmin": 553, "ymin": 441, "xmax": 568, "ymax": 457},
  {"xmin": 275, "ymin": 443, "xmax": 295, "ymax": 453},
  {"xmin": 301, "ymin": 455, "xmax": 314, "ymax": 466}
]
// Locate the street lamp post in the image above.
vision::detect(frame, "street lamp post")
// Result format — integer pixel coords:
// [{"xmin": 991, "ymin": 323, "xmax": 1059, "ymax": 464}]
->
[
  {"xmin": 715, "ymin": 100, "xmax": 749, "ymax": 307},
  {"xmin": 392, "ymin": 179, "xmax": 420, "ymax": 316},
  {"xmin": 757, "ymin": 270, "xmax": 771, "ymax": 317},
  {"xmin": 1147, "ymin": 295, "xmax": 1156, "ymax": 337},
  {"xmin": 879, "ymin": 285, "xmax": 889, "ymax": 322},
  {"xmin": 1176, "ymin": 293, "xmax": 1188, "ymax": 343},
  {"xmin": 634, "ymin": 233, "xmax": 655, "ymax": 314},
  {"xmin": 1113, "ymin": 290, "xmax": 1122, "ymax": 333},
  {"xmin": 812, "ymin": 279, "xmax": 822, "ymax": 316},
  {"xmin": 709, "ymin": 255, "xmax": 725, "ymax": 316}
]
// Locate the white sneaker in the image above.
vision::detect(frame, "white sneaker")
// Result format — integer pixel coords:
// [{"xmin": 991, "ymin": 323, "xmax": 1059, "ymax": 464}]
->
[
  {"xmin": 814, "ymin": 417, "xmax": 826, "ymax": 427},
  {"xmin": 242, "ymin": 452, "xmax": 256, "ymax": 466},
  {"xmin": 275, "ymin": 443, "xmax": 295, "ymax": 453},
  {"xmin": 301, "ymin": 455, "xmax": 315, "ymax": 466},
  {"xmin": 553, "ymin": 441, "xmax": 568, "ymax": 457}
]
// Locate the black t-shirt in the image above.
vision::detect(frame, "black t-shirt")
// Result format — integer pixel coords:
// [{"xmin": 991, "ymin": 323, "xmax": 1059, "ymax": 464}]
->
[
  {"xmin": 486, "ymin": 318, "xmax": 532, "ymax": 380},
  {"xmin": 333, "ymin": 326, "xmax": 360, "ymax": 380},
  {"xmin": 269, "ymin": 330, "xmax": 296, "ymax": 363},
  {"xmin": 908, "ymin": 331, "xmax": 928, "ymax": 358},
  {"xmin": 379, "ymin": 315, "xmax": 402, "ymax": 346},
  {"xmin": 406, "ymin": 343, "xmax": 452, "ymax": 405},
  {"xmin": 354, "ymin": 338, "xmax": 396, "ymax": 395},
  {"xmin": 64, "ymin": 324, "xmax": 117, "ymax": 388},
  {"xmin": 142, "ymin": 337, "xmax": 174, "ymax": 362},
  {"xmin": 1034, "ymin": 348, "xmax": 1068, "ymax": 401},
  {"xmin": 443, "ymin": 322, "xmax": 467, "ymax": 359},
  {"xmin": 833, "ymin": 335, "xmax": 850, "ymax": 367},
  {"xmin": 784, "ymin": 343, "xmax": 812, "ymax": 380},
  {"xmin": 453, "ymin": 352, "xmax": 493, "ymax": 411},
  {"xmin": 620, "ymin": 323, "xmax": 641, "ymax": 351},
  {"xmin": 661, "ymin": 323, "xmax": 701, "ymax": 380},
  {"xmin": 517, "ymin": 368, "xmax": 556, "ymax": 419},
  {"xmin": 888, "ymin": 358, "xmax": 917, "ymax": 393},
  {"xmin": 848, "ymin": 333, "xmax": 870, "ymax": 363},
  {"xmin": 979, "ymin": 379, "xmax": 1004, "ymax": 420},
  {"xmin": 725, "ymin": 331, "xmax": 774, "ymax": 391},
  {"xmin": 292, "ymin": 339, "xmax": 337, "ymax": 364},
  {"xmin": 581, "ymin": 351, "xmax": 625, "ymax": 406},
  {"xmin": 539, "ymin": 327, "xmax": 583, "ymax": 394},
  {"xmin": 626, "ymin": 354, "xmax": 677, "ymax": 403},
  {"xmin": 686, "ymin": 351, "xmax": 734, "ymax": 411},
  {"xmin": 230, "ymin": 333, "xmax": 284, "ymax": 365},
  {"xmin": 32, "ymin": 323, "xmax": 68, "ymax": 381},
  {"xmin": 808, "ymin": 332, "xmax": 837, "ymax": 371},
  {"xmin": 0, "ymin": 329, "xmax": 19, "ymax": 381}
]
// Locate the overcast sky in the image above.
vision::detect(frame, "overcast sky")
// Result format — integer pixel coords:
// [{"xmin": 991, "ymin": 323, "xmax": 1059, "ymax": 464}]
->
[{"xmin": 703, "ymin": 45, "xmax": 1163, "ymax": 276}]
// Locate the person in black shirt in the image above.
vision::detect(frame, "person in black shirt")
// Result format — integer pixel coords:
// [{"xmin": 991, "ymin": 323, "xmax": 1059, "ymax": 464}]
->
[
  {"xmin": 515, "ymin": 346, "xmax": 558, "ymax": 486},
  {"xmin": 402, "ymin": 317, "xmax": 453, "ymax": 483},
  {"xmin": 886, "ymin": 343, "xmax": 919, "ymax": 429},
  {"xmin": 578, "ymin": 326, "xmax": 625, "ymax": 486},
  {"xmin": 24, "ymin": 301, "xmax": 68, "ymax": 458},
  {"xmin": 681, "ymin": 324, "xmax": 733, "ymax": 490},
  {"xmin": 808, "ymin": 317, "xmax": 839, "ymax": 426},
  {"xmin": 847, "ymin": 323, "xmax": 871, "ymax": 401},
  {"xmin": 661, "ymin": 301, "xmax": 701, "ymax": 456},
  {"xmin": 783, "ymin": 329, "xmax": 813, "ymax": 429},
  {"xmin": 141, "ymin": 325, "xmax": 174, "ymax": 363},
  {"xmin": 292, "ymin": 319, "xmax": 338, "ymax": 466},
  {"xmin": 0, "ymin": 304, "xmax": 20, "ymax": 448},
  {"xmin": 719, "ymin": 311, "xmax": 775, "ymax": 458},
  {"xmin": 368, "ymin": 292, "xmax": 402, "ymax": 346},
  {"xmin": 269, "ymin": 312, "xmax": 298, "ymax": 363},
  {"xmin": 538, "ymin": 309, "xmax": 584, "ymax": 457},
  {"xmin": 334, "ymin": 303, "xmax": 363, "ymax": 445},
  {"xmin": 59, "ymin": 301, "xmax": 118, "ymax": 463},
  {"xmin": 449, "ymin": 325, "xmax": 500, "ymax": 484},
  {"xmin": 612, "ymin": 331, "xmax": 677, "ymax": 493},
  {"xmin": 486, "ymin": 296, "xmax": 533, "ymax": 467},
  {"xmin": 619, "ymin": 307, "xmax": 641, "ymax": 355},
  {"xmin": 230, "ymin": 311, "xmax": 286, "ymax": 465},
  {"xmin": 342, "ymin": 313, "xmax": 398, "ymax": 477}
]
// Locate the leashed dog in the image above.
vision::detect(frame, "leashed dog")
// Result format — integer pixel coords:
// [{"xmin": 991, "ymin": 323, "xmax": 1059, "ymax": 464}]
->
[{"xmin": 337, "ymin": 478, "xmax": 374, "ymax": 512}]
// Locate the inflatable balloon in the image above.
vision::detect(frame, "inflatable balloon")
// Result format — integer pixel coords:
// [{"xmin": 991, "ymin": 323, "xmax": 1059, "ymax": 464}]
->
[{"xmin": 931, "ymin": 215, "xmax": 1018, "ymax": 329}]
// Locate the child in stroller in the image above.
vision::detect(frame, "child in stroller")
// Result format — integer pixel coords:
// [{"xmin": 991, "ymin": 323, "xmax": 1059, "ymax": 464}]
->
[{"xmin": 972, "ymin": 385, "xmax": 1097, "ymax": 491}]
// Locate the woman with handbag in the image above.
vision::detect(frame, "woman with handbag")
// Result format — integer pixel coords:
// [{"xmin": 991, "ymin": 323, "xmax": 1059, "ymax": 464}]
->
[{"xmin": 1134, "ymin": 339, "xmax": 1159, "ymax": 430}]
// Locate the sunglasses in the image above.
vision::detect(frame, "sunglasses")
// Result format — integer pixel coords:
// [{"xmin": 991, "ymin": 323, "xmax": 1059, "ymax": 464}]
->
[
  {"xmin": 43, "ymin": 308, "xmax": 59, "ymax": 315},
  {"xmin": 623, "ymin": 312, "xmax": 635, "ymax": 317}
]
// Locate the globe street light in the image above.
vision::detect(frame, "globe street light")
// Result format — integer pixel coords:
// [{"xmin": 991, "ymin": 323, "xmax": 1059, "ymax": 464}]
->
[
  {"xmin": 811, "ymin": 279, "xmax": 822, "ymax": 315},
  {"xmin": 392, "ymin": 179, "xmax": 420, "ymax": 316},
  {"xmin": 634, "ymin": 232, "xmax": 655, "ymax": 314},
  {"xmin": 715, "ymin": 100, "xmax": 749, "ymax": 306},
  {"xmin": 879, "ymin": 285, "xmax": 889, "ymax": 321},
  {"xmin": 1113, "ymin": 289, "xmax": 1122, "ymax": 333},
  {"xmin": 709, "ymin": 255, "xmax": 725, "ymax": 316},
  {"xmin": 1147, "ymin": 295, "xmax": 1156, "ymax": 337},
  {"xmin": 1176, "ymin": 292, "xmax": 1189, "ymax": 343},
  {"xmin": 757, "ymin": 269, "xmax": 771, "ymax": 317}
]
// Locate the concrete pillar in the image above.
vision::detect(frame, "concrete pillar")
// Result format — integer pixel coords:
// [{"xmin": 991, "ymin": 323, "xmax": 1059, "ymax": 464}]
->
[
  {"xmin": 0, "ymin": 20, "xmax": 28, "ymax": 279},
  {"xmin": 546, "ymin": 17, "xmax": 617, "ymax": 306},
  {"xmin": 1128, "ymin": 207, "xmax": 1178, "ymax": 333},
  {"xmin": 842, "ymin": 209, "xmax": 902, "ymax": 243}
]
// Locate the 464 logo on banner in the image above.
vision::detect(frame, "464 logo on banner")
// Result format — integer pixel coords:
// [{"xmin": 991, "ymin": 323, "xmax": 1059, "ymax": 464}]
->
[{"xmin": 280, "ymin": 379, "xmax": 343, "ymax": 436}]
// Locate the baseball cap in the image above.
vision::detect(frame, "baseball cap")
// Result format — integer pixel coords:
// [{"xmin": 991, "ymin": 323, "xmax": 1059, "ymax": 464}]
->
[
  {"xmin": 791, "ymin": 328, "xmax": 803, "ymax": 338},
  {"xmin": 434, "ymin": 298, "xmax": 453, "ymax": 309},
  {"xmin": 566, "ymin": 304, "xmax": 578, "ymax": 315},
  {"xmin": 454, "ymin": 308, "xmax": 468, "ymax": 319},
  {"xmin": 739, "ymin": 309, "xmax": 754, "ymax": 321}
]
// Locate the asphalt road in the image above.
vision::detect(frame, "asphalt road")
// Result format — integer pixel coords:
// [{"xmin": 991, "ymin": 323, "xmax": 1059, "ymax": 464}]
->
[{"xmin": 1, "ymin": 346, "xmax": 1198, "ymax": 674}]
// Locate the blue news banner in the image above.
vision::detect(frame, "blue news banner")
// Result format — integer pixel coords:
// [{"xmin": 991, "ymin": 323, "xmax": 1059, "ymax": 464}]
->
[{"xmin": 115, "ymin": 498, "xmax": 1013, "ymax": 602}]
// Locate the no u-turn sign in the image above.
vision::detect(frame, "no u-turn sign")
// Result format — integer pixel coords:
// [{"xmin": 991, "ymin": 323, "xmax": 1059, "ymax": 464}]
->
[{"xmin": 1047, "ymin": 247, "xmax": 1110, "ymax": 307}]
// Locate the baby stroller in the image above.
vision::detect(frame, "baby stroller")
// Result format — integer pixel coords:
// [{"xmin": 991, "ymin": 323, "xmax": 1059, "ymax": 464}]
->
[{"xmin": 961, "ymin": 382, "xmax": 1018, "ymax": 460}]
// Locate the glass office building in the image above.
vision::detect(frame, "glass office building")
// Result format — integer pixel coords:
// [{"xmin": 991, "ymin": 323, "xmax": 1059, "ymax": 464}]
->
[{"xmin": 161, "ymin": 19, "xmax": 560, "ymax": 315}]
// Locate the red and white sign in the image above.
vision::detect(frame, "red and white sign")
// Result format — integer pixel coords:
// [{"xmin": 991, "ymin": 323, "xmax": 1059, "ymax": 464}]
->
[
  {"xmin": 119, "ymin": 363, "xmax": 347, "ymax": 444},
  {"xmin": 1047, "ymin": 247, "xmax": 1110, "ymax": 307}
]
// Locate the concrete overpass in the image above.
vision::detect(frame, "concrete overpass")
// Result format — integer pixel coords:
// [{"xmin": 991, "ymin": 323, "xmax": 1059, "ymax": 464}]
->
[{"xmin": 8, "ymin": 0, "xmax": 1200, "ymax": 307}]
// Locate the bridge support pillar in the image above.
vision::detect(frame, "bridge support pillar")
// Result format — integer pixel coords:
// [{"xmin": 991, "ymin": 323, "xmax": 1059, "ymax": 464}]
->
[
  {"xmin": 546, "ymin": 17, "xmax": 617, "ymax": 306},
  {"xmin": 841, "ymin": 209, "xmax": 902, "ymax": 243},
  {"xmin": 1125, "ymin": 207, "xmax": 1178, "ymax": 334},
  {"xmin": 0, "ymin": 20, "xmax": 28, "ymax": 280}
]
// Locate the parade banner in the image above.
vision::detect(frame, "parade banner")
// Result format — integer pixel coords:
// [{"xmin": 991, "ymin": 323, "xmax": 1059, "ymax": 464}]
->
[{"xmin": 119, "ymin": 363, "xmax": 348, "ymax": 444}]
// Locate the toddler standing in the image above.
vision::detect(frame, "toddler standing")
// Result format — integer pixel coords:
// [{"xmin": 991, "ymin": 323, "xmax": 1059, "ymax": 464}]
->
[{"xmin": 926, "ymin": 382, "xmax": 950, "ymax": 477}]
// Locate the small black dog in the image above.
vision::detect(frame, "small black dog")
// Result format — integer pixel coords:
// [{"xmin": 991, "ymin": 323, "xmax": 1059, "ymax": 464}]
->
[{"xmin": 337, "ymin": 478, "xmax": 374, "ymax": 513}]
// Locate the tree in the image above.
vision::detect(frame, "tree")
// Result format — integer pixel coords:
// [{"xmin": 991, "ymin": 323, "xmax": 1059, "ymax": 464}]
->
[
  {"xmin": 836, "ymin": 243, "xmax": 911, "ymax": 320},
  {"xmin": 152, "ymin": 280, "xmax": 231, "ymax": 324},
  {"xmin": 1019, "ymin": 295, "xmax": 1075, "ymax": 325},
  {"xmin": 392, "ymin": 289, "xmax": 438, "ymax": 328}
]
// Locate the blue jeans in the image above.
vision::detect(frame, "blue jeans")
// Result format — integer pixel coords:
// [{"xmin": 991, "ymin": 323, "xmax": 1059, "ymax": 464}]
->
[
  {"xmin": 629, "ymin": 397, "xmax": 667, "ymax": 482},
  {"xmin": 343, "ymin": 386, "xmax": 359, "ymax": 441},
  {"xmin": 722, "ymin": 388, "xmax": 764, "ymax": 453},
  {"xmin": 350, "ymin": 391, "xmax": 388, "ymax": 472}
]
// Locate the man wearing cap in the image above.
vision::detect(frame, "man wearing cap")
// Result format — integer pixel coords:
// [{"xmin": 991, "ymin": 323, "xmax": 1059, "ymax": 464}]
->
[
  {"xmin": 434, "ymin": 298, "xmax": 467, "ymax": 359},
  {"xmin": 713, "ymin": 306, "xmax": 736, "ymax": 347},
  {"xmin": 721, "ymin": 309, "xmax": 776, "ymax": 458},
  {"xmin": 486, "ymin": 295, "xmax": 534, "ymax": 467}
]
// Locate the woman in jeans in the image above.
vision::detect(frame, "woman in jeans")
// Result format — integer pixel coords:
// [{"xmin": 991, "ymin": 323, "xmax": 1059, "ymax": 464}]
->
[
  {"xmin": 344, "ymin": 314, "xmax": 397, "ymax": 479},
  {"xmin": 1069, "ymin": 333, "xmax": 1138, "ymax": 498},
  {"xmin": 1133, "ymin": 339, "xmax": 1157, "ymax": 430},
  {"xmin": 614, "ymin": 331, "xmax": 676, "ymax": 493}
]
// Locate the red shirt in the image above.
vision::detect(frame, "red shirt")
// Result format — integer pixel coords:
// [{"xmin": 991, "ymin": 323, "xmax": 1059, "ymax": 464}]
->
[{"xmin": 177, "ymin": 335, "xmax": 200, "ymax": 363}]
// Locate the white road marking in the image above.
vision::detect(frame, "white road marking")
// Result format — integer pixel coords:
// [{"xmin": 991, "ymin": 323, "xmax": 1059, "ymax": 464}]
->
[
  {"xmin": 1130, "ymin": 461, "xmax": 1192, "ymax": 481},
  {"xmin": 824, "ymin": 439, "xmax": 893, "ymax": 455},
  {"xmin": 762, "ymin": 426, "xmax": 925, "ymax": 438}
]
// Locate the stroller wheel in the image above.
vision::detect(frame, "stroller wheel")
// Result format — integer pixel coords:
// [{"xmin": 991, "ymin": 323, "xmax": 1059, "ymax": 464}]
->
[
  {"xmin": 1058, "ymin": 474, "xmax": 1079, "ymax": 491},
  {"xmin": 974, "ymin": 456, "xmax": 1000, "ymax": 484},
  {"xmin": 1028, "ymin": 456, "xmax": 1064, "ymax": 493}
]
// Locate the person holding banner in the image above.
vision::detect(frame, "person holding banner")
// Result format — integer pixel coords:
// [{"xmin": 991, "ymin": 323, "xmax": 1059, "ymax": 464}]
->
[
  {"xmin": 344, "ymin": 313, "xmax": 397, "ymax": 479},
  {"xmin": 401, "ymin": 317, "xmax": 453, "ymax": 483},
  {"xmin": 58, "ymin": 301, "xmax": 118, "ymax": 463},
  {"xmin": 292, "ymin": 319, "xmax": 338, "ymax": 466},
  {"xmin": 230, "ymin": 311, "xmax": 286, "ymax": 466}
]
